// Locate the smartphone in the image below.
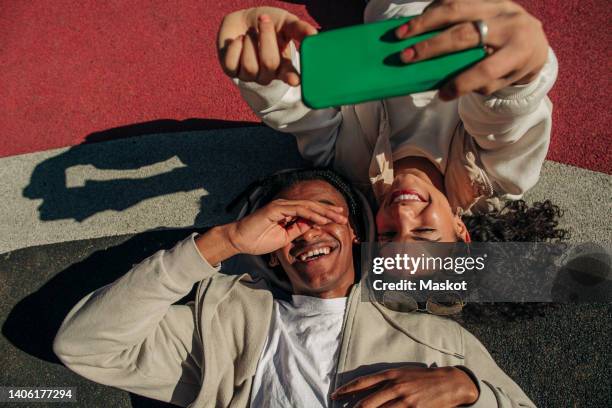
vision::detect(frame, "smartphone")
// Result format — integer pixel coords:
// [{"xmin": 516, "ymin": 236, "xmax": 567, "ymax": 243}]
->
[{"xmin": 300, "ymin": 16, "xmax": 486, "ymax": 109}]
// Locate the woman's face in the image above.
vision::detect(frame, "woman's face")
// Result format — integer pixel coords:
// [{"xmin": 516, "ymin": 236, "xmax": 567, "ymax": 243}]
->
[{"xmin": 376, "ymin": 171, "xmax": 469, "ymax": 243}]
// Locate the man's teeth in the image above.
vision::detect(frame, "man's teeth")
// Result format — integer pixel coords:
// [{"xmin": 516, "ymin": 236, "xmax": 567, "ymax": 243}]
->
[
  {"xmin": 299, "ymin": 247, "xmax": 331, "ymax": 261},
  {"xmin": 393, "ymin": 194, "xmax": 421, "ymax": 203}
]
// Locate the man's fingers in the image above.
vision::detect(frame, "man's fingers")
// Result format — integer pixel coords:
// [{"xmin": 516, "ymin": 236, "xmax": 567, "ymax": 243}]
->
[
  {"xmin": 238, "ymin": 32, "xmax": 259, "ymax": 82},
  {"xmin": 222, "ymin": 36, "xmax": 244, "ymax": 77},
  {"xmin": 280, "ymin": 207, "xmax": 334, "ymax": 226},
  {"xmin": 295, "ymin": 201, "xmax": 347, "ymax": 225},
  {"xmin": 354, "ymin": 384, "xmax": 406, "ymax": 408},
  {"xmin": 400, "ymin": 19, "xmax": 505, "ymax": 63},
  {"xmin": 277, "ymin": 200, "xmax": 347, "ymax": 225},
  {"xmin": 438, "ymin": 44, "xmax": 526, "ymax": 100},
  {"xmin": 379, "ymin": 399, "xmax": 408, "ymax": 408},
  {"xmin": 332, "ymin": 372, "xmax": 391, "ymax": 398},
  {"xmin": 284, "ymin": 218, "xmax": 313, "ymax": 241},
  {"xmin": 257, "ymin": 14, "xmax": 281, "ymax": 84},
  {"xmin": 395, "ymin": 0, "xmax": 519, "ymax": 38}
]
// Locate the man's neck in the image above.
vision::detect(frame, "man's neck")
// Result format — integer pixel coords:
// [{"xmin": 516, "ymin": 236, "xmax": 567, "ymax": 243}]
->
[{"xmin": 292, "ymin": 270, "xmax": 355, "ymax": 299}]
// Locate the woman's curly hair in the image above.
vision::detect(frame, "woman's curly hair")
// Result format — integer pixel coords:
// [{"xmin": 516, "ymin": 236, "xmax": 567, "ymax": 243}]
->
[
  {"xmin": 457, "ymin": 199, "xmax": 570, "ymax": 323},
  {"xmin": 462, "ymin": 199, "xmax": 569, "ymax": 242}
]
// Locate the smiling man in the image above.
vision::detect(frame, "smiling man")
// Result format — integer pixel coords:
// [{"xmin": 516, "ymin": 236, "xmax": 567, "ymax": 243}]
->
[{"xmin": 54, "ymin": 169, "xmax": 535, "ymax": 407}]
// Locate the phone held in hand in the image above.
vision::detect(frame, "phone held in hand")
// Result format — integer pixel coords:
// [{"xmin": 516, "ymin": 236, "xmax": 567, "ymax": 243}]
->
[{"xmin": 300, "ymin": 16, "xmax": 486, "ymax": 109}]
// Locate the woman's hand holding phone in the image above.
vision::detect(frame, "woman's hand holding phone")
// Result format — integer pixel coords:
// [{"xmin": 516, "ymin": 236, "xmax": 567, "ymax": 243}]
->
[
  {"xmin": 217, "ymin": 7, "xmax": 317, "ymax": 86},
  {"xmin": 395, "ymin": 0, "xmax": 549, "ymax": 100}
]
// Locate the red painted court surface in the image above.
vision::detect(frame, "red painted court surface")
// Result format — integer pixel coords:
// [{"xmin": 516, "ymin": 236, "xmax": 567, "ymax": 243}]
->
[{"xmin": 1, "ymin": 1, "xmax": 610, "ymax": 173}]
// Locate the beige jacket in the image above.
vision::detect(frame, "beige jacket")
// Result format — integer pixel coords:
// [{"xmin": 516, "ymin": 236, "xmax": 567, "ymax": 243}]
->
[
  {"xmin": 54, "ymin": 234, "xmax": 536, "ymax": 407},
  {"xmin": 235, "ymin": 0, "xmax": 558, "ymax": 214}
]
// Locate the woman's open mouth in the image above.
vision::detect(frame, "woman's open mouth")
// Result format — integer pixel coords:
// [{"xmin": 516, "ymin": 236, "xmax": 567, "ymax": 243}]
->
[{"xmin": 391, "ymin": 189, "xmax": 427, "ymax": 204}]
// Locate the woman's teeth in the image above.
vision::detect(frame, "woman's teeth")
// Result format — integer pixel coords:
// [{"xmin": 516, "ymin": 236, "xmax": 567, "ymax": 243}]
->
[
  {"xmin": 299, "ymin": 247, "xmax": 331, "ymax": 261},
  {"xmin": 392, "ymin": 194, "xmax": 422, "ymax": 203}
]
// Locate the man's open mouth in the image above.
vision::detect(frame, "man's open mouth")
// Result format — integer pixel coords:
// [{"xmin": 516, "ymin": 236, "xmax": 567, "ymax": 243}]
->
[{"xmin": 293, "ymin": 243, "xmax": 339, "ymax": 263}]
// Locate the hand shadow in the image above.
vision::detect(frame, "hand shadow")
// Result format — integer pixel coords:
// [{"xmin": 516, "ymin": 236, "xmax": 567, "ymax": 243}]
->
[{"xmin": 22, "ymin": 119, "xmax": 305, "ymax": 225}]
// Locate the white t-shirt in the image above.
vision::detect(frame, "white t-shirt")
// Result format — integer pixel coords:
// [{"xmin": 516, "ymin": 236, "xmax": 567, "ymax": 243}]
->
[{"xmin": 250, "ymin": 295, "xmax": 347, "ymax": 407}]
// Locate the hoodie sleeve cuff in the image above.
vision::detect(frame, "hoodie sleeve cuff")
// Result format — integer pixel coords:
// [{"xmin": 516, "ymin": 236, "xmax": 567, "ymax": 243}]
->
[
  {"xmin": 454, "ymin": 366, "xmax": 499, "ymax": 407},
  {"xmin": 469, "ymin": 47, "xmax": 558, "ymax": 116},
  {"xmin": 160, "ymin": 233, "xmax": 221, "ymax": 290}
]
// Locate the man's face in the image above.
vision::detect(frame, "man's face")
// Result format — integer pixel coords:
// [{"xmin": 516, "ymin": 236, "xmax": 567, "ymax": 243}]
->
[{"xmin": 273, "ymin": 180, "xmax": 357, "ymax": 298}]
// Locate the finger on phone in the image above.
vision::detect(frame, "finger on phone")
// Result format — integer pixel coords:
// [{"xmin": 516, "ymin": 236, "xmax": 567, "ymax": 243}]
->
[
  {"xmin": 278, "ymin": 57, "xmax": 300, "ymax": 86},
  {"xmin": 223, "ymin": 35, "xmax": 244, "ymax": 77},
  {"xmin": 257, "ymin": 14, "xmax": 281, "ymax": 84},
  {"xmin": 439, "ymin": 45, "xmax": 524, "ymax": 100},
  {"xmin": 238, "ymin": 32, "xmax": 259, "ymax": 82},
  {"xmin": 401, "ymin": 21, "xmax": 488, "ymax": 63},
  {"xmin": 395, "ymin": 1, "xmax": 514, "ymax": 39}
]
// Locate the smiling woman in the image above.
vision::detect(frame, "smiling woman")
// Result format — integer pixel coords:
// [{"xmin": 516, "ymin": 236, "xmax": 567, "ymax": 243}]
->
[{"xmin": 376, "ymin": 158, "xmax": 469, "ymax": 243}]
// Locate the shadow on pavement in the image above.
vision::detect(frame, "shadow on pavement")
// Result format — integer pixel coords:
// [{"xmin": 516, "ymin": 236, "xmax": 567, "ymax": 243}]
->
[
  {"xmin": 2, "ymin": 229, "xmax": 199, "ymax": 364},
  {"xmin": 2, "ymin": 229, "xmax": 202, "ymax": 408},
  {"xmin": 22, "ymin": 119, "xmax": 304, "ymax": 224}
]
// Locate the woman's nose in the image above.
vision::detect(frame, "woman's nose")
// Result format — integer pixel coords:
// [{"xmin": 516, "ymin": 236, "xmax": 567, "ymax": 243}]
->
[
  {"xmin": 394, "ymin": 206, "xmax": 420, "ymax": 233},
  {"xmin": 395, "ymin": 205, "xmax": 418, "ymax": 222}
]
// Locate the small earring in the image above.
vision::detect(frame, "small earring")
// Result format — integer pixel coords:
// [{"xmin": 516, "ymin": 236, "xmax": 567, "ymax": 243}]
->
[
  {"xmin": 353, "ymin": 237, "xmax": 360, "ymax": 244},
  {"xmin": 268, "ymin": 255, "xmax": 279, "ymax": 267}
]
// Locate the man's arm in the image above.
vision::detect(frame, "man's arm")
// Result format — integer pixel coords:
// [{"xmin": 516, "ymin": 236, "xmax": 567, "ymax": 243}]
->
[
  {"xmin": 52, "ymin": 233, "xmax": 220, "ymax": 407},
  {"xmin": 330, "ymin": 326, "xmax": 536, "ymax": 408},
  {"xmin": 53, "ymin": 200, "xmax": 345, "ymax": 405}
]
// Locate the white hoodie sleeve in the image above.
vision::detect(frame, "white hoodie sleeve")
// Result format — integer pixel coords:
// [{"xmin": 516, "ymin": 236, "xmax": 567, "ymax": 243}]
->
[
  {"xmin": 459, "ymin": 47, "xmax": 558, "ymax": 198},
  {"xmin": 234, "ymin": 43, "xmax": 342, "ymax": 167},
  {"xmin": 53, "ymin": 234, "xmax": 217, "ymax": 407}
]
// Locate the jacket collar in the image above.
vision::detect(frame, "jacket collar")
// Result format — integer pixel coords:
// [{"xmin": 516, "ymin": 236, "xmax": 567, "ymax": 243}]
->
[{"xmin": 362, "ymin": 285, "xmax": 465, "ymax": 358}]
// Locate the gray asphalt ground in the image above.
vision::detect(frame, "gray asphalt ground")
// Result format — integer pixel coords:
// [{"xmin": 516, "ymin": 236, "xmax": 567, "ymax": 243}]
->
[
  {"xmin": 1, "ymin": 129, "xmax": 610, "ymax": 407},
  {"xmin": 1, "ymin": 231, "xmax": 610, "ymax": 408}
]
